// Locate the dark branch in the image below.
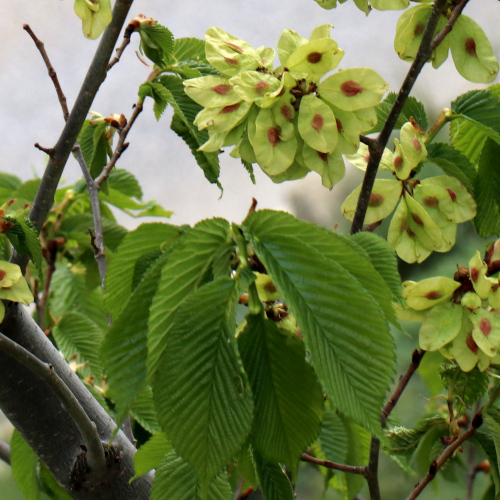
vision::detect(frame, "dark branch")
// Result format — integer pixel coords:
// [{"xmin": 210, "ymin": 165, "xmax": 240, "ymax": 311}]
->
[
  {"xmin": 350, "ymin": 0, "xmax": 449, "ymax": 234},
  {"xmin": 23, "ymin": 24, "xmax": 70, "ymax": 121},
  {"xmin": 406, "ymin": 414, "xmax": 482, "ymax": 500},
  {"xmin": 0, "ymin": 331, "xmax": 106, "ymax": 472},
  {"xmin": 301, "ymin": 453, "xmax": 367, "ymax": 475},
  {"xmin": 108, "ymin": 19, "xmax": 137, "ymax": 70},
  {"xmin": 0, "ymin": 439, "xmax": 10, "ymax": 466}
]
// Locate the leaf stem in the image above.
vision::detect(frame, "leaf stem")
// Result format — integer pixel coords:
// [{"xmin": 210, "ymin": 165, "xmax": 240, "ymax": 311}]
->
[
  {"xmin": 0, "ymin": 331, "xmax": 106, "ymax": 472},
  {"xmin": 350, "ymin": 0, "xmax": 449, "ymax": 234},
  {"xmin": 425, "ymin": 108, "xmax": 452, "ymax": 144}
]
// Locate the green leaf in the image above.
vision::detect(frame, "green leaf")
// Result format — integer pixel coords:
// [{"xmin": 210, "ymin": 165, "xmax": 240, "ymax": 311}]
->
[
  {"xmin": 484, "ymin": 407, "xmax": 500, "ymax": 478},
  {"xmin": 242, "ymin": 210, "xmax": 395, "ymax": 435},
  {"xmin": 474, "ymin": 138, "xmax": 500, "ymax": 237},
  {"xmin": 38, "ymin": 463, "xmax": 72, "ymax": 500},
  {"xmin": 53, "ymin": 311, "xmax": 104, "ymax": 379},
  {"xmin": 102, "ymin": 253, "xmax": 169, "ymax": 420},
  {"xmin": 472, "ymin": 431, "xmax": 500, "ymax": 495},
  {"xmin": 14, "ymin": 179, "xmax": 41, "ymax": 205},
  {"xmin": 439, "ymin": 363, "xmax": 488, "ymax": 412},
  {"xmin": 107, "ymin": 168, "xmax": 143, "ymax": 199},
  {"xmin": 10, "ymin": 430, "xmax": 40, "ymax": 500},
  {"xmin": 425, "ymin": 143, "xmax": 476, "ymax": 193},
  {"xmin": 151, "ymin": 449, "xmax": 232, "ymax": 500},
  {"xmin": 382, "ymin": 416, "xmax": 446, "ymax": 456},
  {"xmin": 253, "ymin": 451, "xmax": 294, "ymax": 500},
  {"xmin": 130, "ymin": 385, "xmax": 162, "ymax": 434},
  {"xmin": 147, "ymin": 218, "xmax": 232, "ymax": 377},
  {"xmin": 350, "ymin": 231, "xmax": 403, "ymax": 304},
  {"xmin": 369, "ymin": 92, "xmax": 428, "ymax": 133},
  {"xmin": 319, "ymin": 409, "xmax": 348, "ymax": 464},
  {"xmin": 139, "ymin": 82, "xmax": 173, "ymax": 120},
  {"xmin": 158, "ymin": 75, "xmax": 221, "ymax": 186},
  {"xmin": 452, "ymin": 87, "xmax": 500, "ymax": 133},
  {"xmin": 105, "ymin": 222, "xmax": 182, "ymax": 319},
  {"xmin": 172, "ymin": 37, "xmax": 208, "ymax": 64},
  {"xmin": 238, "ymin": 313, "xmax": 324, "ymax": 471},
  {"xmin": 153, "ymin": 278, "xmax": 253, "ymax": 493},
  {"xmin": 0, "ymin": 172, "xmax": 22, "ymax": 201},
  {"xmin": 133, "ymin": 432, "xmax": 172, "ymax": 479},
  {"xmin": 139, "ymin": 24, "xmax": 174, "ymax": 67}
]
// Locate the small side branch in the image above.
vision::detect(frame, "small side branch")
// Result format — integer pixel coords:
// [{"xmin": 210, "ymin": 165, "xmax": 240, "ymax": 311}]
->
[
  {"xmin": 0, "ymin": 331, "xmax": 106, "ymax": 472},
  {"xmin": 406, "ymin": 414, "xmax": 482, "ymax": 500},
  {"xmin": 301, "ymin": 453, "xmax": 367, "ymax": 475},
  {"xmin": 95, "ymin": 100, "xmax": 144, "ymax": 185},
  {"xmin": 23, "ymin": 25, "xmax": 69, "ymax": 121},
  {"xmin": 108, "ymin": 19, "xmax": 137, "ymax": 70},
  {"xmin": 0, "ymin": 439, "xmax": 11, "ymax": 466}
]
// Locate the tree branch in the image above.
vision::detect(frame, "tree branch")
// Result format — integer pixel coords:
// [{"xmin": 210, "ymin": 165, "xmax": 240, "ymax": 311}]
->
[
  {"xmin": 406, "ymin": 413, "xmax": 482, "ymax": 500},
  {"xmin": 350, "ymin": 0, "xmax": 449, "ymax": 234},
  {"xmin": 300, "ymin": 453, "xmax": 367, "ymax": 475},
  {"xmin": 108, "ymin": 18, "xmax": 137, "ymax": 70},
  {"xmin": 0, "ymin": 330, "xmax": 106, "ymax": 472},
  {"xmin": 23, "ymin": 25, "xmax": 70, "ymax": 121},
  {"xmin": 0, "ymin": 439, "xmax": 10, "ymax": 466},
  {"xmin": 94, "ymin": 99, "xmax": 144, "ymax": 185}
]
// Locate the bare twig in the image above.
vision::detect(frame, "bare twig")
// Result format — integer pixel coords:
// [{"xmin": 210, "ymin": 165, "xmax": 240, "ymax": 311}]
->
[
  {"xmin": 406, "ymin": 413, "xmax": 482, "ymax": 500},
  {"xmin": 34, "ymin": 143, "xmax": 55, "ymax": 156},
  {"xmin": 23, "ymin": 25, "xmax": 70, "ymax": 120},
  {"xmin": 0, "ymin": 439, "xmax": 11, "ymax": 466},
  {"xmin": 300, "ymin": 453, "xmax": 367, "ymax": 475},
  {"xmin": 430, "ymin": 0, "xmax": 471, "ymax": 51},
  {"xmin": 350, "ymin": 0, "xmax": 449, "ymax": 234},
  {"xmin": 0, "ymin": 331, "xmax": 106, "ymax": 472},
  {"xmin": 108, "ymin": 19, "xmax": 137, "ymax": 70},
  {"xmin": 36, "ymin": 240, "xmax": 58, "ymax": 329},
  {"xmin": 95, "ymin": 100, "xmax": 144, "ymax": 185}
]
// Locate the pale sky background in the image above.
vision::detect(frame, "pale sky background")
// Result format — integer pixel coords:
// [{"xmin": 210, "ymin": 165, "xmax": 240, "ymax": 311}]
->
[{"xmin": 1, "ymin": 0, "xmax": 499, "ymax": 493}]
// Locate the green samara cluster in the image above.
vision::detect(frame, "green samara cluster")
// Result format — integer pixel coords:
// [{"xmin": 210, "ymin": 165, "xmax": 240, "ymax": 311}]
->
[
  {"xmin": 397, "ymin": 240, "xmax": 500, "ymax": 373},
  {"xmin": 184, "ymin": 26, "xmax": 389, "ymax": 188},
  {"xmin": 342, "ymin": 121, "xmax": 476, "ymax": 264}
]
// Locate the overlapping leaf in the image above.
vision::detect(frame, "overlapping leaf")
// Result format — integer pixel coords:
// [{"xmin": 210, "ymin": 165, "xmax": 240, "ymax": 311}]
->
[
  {"xmin": 253, "ymin": 451, "xmax": 294, "ymax": 500},
  {"xmin": 153, "ymin": 278, "xmax": 253, "ymax": 493},
  {"xmin": 238, "ymin": 313, "xmax": 324, "ymax": 471},
  {"xmin": 133, "ymin": 432, "xmax": 172, "ymax": 479},
  {"xmin": 10, "ymin": 430, "xmax": 39, "ymax": 500},
  {"xmin": 242, "ymin": 210, "xmax": 395, "ymax": 434},
  {"xmin": 147, "ymin": 218, "xmax": 232, "ymax": 376}
]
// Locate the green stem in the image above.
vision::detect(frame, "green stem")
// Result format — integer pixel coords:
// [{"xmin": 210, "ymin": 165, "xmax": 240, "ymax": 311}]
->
[{"xmin": 425, "ymin": 108, "xmax": 452, "ymax": 144}]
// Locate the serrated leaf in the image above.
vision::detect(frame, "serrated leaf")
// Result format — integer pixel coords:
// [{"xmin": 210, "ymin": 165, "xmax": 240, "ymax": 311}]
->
[
  {"xmin": 153, "ymin": 278, "xmax": 253, "ymax": 493},
  {"xmin": 350, "ymin": 231, "xmax": 403, "ymax": 304},
  {"xmin": 10, "ymin": 430, "xmax": 40, "ymax": 500},
  {"xmin": 474, "ymin": 138, "xmax": 500, "ymax": 237},
  {"xmin": 439, "ymin": 363, "xmax": 488, "ymax": 411},
  {"xmin": 147, "ymin": 218, "xmax": 232, "ymax": 377},
  {"xmin": 102, "ymin": 253, "xmax": 168, "ymax": 420},
  {"xmin": 452, "ymin": 87, "xmax": 500, "ymax": 133},
  {"xmin": 172, "ymin": 37, "xmax": 208, "ymax": 64},
  {"xmin": 253, "ymin": 451, "xmax": 294, "ymax": 500},
  {"xmin": 238, "ymin": 313, "xmax": 324, "ymax": 471},
  {"xmin": 425, "ymin": 143, "xmax": 476, "ymax": 193},
  {"xmin": 130, "ymin": 385, "xmax": 161, "ymax": 434},
  {"xmin": 151, "ymin": 449, "xmax": 232, "ymax": 500},
  {"xmin": 105, "ymin": 222, "xmax": 181, "ymax": 319},
  {"xmin": 139, "ymin": 24, "xmax": 174, "ymax": 67},
  {"xmin": 242, "ymin": 210, "xmax": 395, "ymax": 435},
  {"xmin": 107, "ymin": 168, "xmax": 143, "ymax": 199},
  {"xmin": 369, "ymin": 92, "xmax": 428, "ymax": 134},
  {"xmin": 383, "ymin": 416, "xmax": 446, "ymax": 456},
  {"xmin": 158, "ymin": 75, "xmax": 221, "ymax": 186},
  {"xmin": 53, "ymin": 311, "xmax": 104, "ymax": 379},
  {"xmin": 133, "ymin": 432, "xmax": 172, "ymax": 479},
  {"xmin": 319, "ymin": 410, "xmax": 348, "ymax": 464}
]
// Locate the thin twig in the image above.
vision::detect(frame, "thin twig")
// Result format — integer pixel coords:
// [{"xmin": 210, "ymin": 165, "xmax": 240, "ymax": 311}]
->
[
  {"xmin": 95, "ymin": 100, "xmax": 144, "ymax": 185},
  {"xmin": 406, "ymin": 413, "xmax": 482, "ymax": 500},
  {"xmin": 23, "ymin": 25, "xmax": 70, "ymax": 120},
  {"xmin": 36, "ymin": 240, "xmax": 58, "ymax": 329},
  {"xmin": 0, "ymin": 331, "xmax": 106, "ymax": 472},
  {"xmin": 34, "ymin": 143, "xmax": 55, "ymax": 156},
  {"xmin": 108, "ymin": 20, "xmax": 137, "ymax": 70},
  {"xmin": 73, "ymin": 146, "xmax": 108, "ymax": 297},
  {"xmin": 430, "ymin": 0, "xmax": 470, "ymax": 51},
  {"xmin": 300, "ymin": 453, "xmax": 367, "ymax": 475},
  {"xmin": 350, "ymin": 0, "xmax": 449, "ymax": 234},
  {"xmin": 0, "ymin": 439, "xmax": 11, "ymax": 466}
]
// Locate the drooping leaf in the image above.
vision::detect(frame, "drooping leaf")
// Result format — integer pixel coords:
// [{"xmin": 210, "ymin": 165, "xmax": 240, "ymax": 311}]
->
[
  {"xmin": 139, "ymin": 23, "xmax": 174, "ymax": 67},
  {"xmin": 107, "ymin": 168, "xmax": 143, "ymax": 199},
  {"xmin": 425, "ymin": 143, "xmax": 476, "ymax": 193},
  {"xmin": 105, "ymin": 222, "xmax": 182, "ymax": 319},
  {"xmin": 242, "ymin": 210, "xmax": 395, "ymax": 435},
  {"xmin": 238, "ymin": 313, "xmax": 324, "ymax": 472},
  {"xmin": 130, "ymin": 385, "xmax": 161, "ymax": 434},
  {"xmin": 471, "ymin": 431, "xmax": 500, "ymax": 495},
  {"xmin": 369, "ymin": 92, "xmax": 428, "ymax": 133},
  {"xmin": 102, "ymin": 253, "xmax": 169, "ymax": 420},
  {"xmin": 350, "ymin": 231, "xmax": 403, "ymax": 304},
  {"xmin": 133, "ymin": 432, "xmax": 172, "ymax": 479},
  {"xmin": 319, "ymin": 409, "xmax": 349, "ymax": 464},
  {"xmin": 38, "ymin": 462, "xmax": 72, "ymax": 499},
  {"xmin": 153, "ymin": 278, "xmax": 253, "ymax": 493},
  {"xmin": 474, "ymin": 138, "xmax": 500, "ymax": 237},
  {"xmin": 53, "ymin": 311, "xmax": 104, "ymax": 380},
  {"xmin": 253, "ymin": 451, "xmax": 294, "ymax": 500},
  {"xmin": 147, "ymin": 218, "xmax": 232, "ymax": 377},
  {"xmin": 10, "ymin": 430, "xmax": 40, "ymax": 500},
  {"xmin": 484, "ymin": 407, "xmax": 500, "ymax": 479}
]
